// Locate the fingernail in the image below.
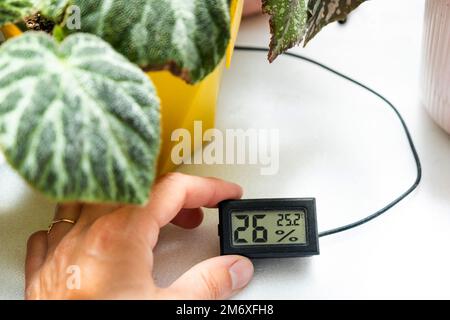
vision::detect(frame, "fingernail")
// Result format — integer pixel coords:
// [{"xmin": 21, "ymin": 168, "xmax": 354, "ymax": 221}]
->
[{"xmin": 229, "ymin": 259, "xmax": 254, "ymax": 290}]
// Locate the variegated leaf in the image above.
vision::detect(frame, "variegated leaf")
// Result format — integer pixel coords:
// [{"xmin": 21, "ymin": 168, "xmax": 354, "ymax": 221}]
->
[
  {"xmin": 0, "ymin": 0, "xmax": 34, "ymax": 27},
  {"xmin": 63, "ymin": 0, "xmax": 231, "ymax": 84},
  {"xmin": 305, "ymin": 0, "xmax": 366, "ymax": 45},
  {"xmin": 262, "ymin": 0, "xmax": 307, "ymax": 62},
  {"xmin": 0, "ymin": 32, "xmax": 161, "ymax": 204}
]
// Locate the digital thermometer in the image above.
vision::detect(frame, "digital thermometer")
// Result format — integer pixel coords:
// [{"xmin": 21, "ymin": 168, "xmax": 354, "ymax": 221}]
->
[
  {"xmin": 218, "ymin": 198, "xmax": 319, "ymax": 259},
  {"xmin": 214, "ymin": 47, "xmax": 423, "ymax": 259}
]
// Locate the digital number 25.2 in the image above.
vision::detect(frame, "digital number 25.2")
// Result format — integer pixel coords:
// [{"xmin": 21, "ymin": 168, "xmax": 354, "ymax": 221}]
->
[{"xmin": 277, "ymin": 213, "xmax": 302, "ymax": 227}]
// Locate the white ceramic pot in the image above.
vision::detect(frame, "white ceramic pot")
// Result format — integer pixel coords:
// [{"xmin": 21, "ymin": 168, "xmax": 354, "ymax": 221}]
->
[{"xmin": 421, "ymin": 0, "xmax": 450, "ymax": 133}]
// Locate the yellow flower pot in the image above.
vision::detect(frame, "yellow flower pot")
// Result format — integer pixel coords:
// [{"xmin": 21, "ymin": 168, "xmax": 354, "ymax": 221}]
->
[
  {"xmin": 0, "ymin": 0, "xmax": 244, "ymax": 175},
  {"xmin": 150, "ymin": 0, "xmax": 243, "ymax": 174}
]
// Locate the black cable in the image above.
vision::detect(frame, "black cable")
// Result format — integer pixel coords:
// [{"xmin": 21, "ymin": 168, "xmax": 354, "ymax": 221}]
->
[{"xmin": 234, "ymin": 45, "xmax": 422, "ymax": 238}]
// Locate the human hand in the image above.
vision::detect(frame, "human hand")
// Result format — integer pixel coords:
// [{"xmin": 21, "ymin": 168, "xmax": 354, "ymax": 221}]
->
[{"xmin": 25, "ymin": 173, "xmax": 254, "ymax": 300}]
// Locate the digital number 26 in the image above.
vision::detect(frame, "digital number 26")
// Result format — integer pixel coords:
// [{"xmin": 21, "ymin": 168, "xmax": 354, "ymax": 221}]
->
[{"xmin": 234, "ymin": 214, "xmax": 268, "ymax": 243}]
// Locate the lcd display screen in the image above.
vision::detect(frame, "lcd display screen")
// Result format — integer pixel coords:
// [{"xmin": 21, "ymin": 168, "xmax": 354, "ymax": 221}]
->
[{"xmin": 231, "ymin": 210, "xmax": 307, "ymax": 246}]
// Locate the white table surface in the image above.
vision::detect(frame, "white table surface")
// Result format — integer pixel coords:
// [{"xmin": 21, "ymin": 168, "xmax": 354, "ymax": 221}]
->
[{"xmin": 2, "ymin": 0, "xmax": 450, "ymax": 300}]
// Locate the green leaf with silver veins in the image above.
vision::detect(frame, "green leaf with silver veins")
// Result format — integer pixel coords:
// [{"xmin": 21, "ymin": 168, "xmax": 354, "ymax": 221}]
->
[
  {"xmin": 62, "ymin": 0, "xmax": 231, "ymax": 84},
  {"xmin": 0, "ymin": 0, "xmax": 34, "ymax": 27},
  {"xmin": 262, "ymin": 0, "xmax": 308, "ymax": 62},
  {"xmin": 0, "ymin": 32, "xmax": 161, "ymax": 205},
  {"xmin": 263, "ymin": 0, "xmax": 367, "ymax": 60},
  {"xmin": 304, "ymin": 0, "xmax": 366, "ymax": 45}
]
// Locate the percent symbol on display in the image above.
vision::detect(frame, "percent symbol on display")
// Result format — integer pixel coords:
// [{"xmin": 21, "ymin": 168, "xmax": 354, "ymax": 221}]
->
[{"xmin": 275, "ymin": 229, "xmax": 298, "ymax": 243}]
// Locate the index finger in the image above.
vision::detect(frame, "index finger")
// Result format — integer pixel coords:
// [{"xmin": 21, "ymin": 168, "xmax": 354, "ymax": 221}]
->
[{"xmin": 136, "ymin": 173, "xmax": 243, "ymax": 228}]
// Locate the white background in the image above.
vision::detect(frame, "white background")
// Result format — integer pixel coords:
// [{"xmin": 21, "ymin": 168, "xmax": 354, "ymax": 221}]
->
[{"xmin": 1, "ymin": 0, "xmax": 450, "ymax": 299}]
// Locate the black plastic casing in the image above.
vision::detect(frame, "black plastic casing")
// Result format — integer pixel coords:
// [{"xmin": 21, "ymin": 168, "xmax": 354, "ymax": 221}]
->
[{"xmin": 218, "ymin": 198, "xmax": 320, "ymax": 259}]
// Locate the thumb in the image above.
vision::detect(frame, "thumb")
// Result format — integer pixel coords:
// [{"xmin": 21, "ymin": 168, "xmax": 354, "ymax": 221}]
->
[{"xmin": 166, "ymin": 256, "xmax": 254, "ymax": 300}]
